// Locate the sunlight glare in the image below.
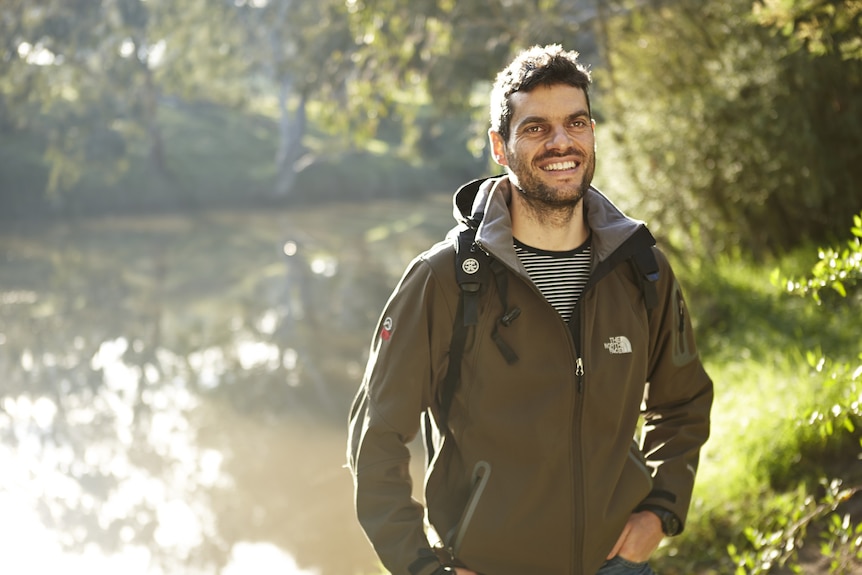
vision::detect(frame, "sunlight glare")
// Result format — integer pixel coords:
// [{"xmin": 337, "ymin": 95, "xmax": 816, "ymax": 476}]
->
[
  {"xmin": 0, "ymin": 340, "xmax": 248, "ymax": 574},
  {"xmin": 17, "ymin": 42, "xmax": 56, "ymax": 65},
  {"xmin": 154, "ymin": 499, "xmax": 203, "ymax": 550},
  {"xmin": 257, "ymin": 308, "xmax": 280, "ymax": 335},
  {"xmin": 223, "ymin": 542, "xmax": 320, "ymax": 575},
  {"xmin": 0, "ymin": 491, "xmax": 152, "ymax": 575},
  {"xmin": 148, "ymin": 40, "xmax": 166, "ymax": 66},
  {"xmin": 120, "ymin": 39, "xmax": 135, "ymax": 58},
  {"xmin": 310, "ymin": 256, "xmax": 337, "ymax": 277},
  {"xmin": 187, "ymin": 346, "xmax": 227, "ymax": 389},
  {"xmin": 236, "ymin": 340, "xmax": 281, "ymax": 370}
]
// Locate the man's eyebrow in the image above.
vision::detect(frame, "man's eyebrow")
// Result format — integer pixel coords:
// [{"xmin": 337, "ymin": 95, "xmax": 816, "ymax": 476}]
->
[
  {"xmin": 514, "ymin": 115, "xmax": 547, "ymax": 131},
  {"xmin": 514, "ymin": 109, "xmax": 591, "ymax": 131},
  {"xmin": 568, "ymin": 109, "xmax": 591, "ymax": 120}
]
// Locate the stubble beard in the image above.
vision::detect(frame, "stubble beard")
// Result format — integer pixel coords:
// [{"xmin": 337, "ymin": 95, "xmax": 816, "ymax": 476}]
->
[{"xmin": 507, "ymin": 150, "xmax": 596, "ymax": 227}]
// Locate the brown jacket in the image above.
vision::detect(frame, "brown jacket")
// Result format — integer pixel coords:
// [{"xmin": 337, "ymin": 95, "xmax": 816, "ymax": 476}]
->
[{"xmin": 347, "ymin": 177, "xmax": 713, "ymax": 575}]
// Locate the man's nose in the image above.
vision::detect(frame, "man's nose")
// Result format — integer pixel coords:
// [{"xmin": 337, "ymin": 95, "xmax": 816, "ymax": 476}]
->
[{"xmin": 546, "ymin": 125, "xmax": 573, "ymax": 149}]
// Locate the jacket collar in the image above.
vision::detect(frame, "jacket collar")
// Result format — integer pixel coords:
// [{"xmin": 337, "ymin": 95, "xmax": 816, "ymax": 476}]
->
[{"xmin": 451, "ymin": 175, "xmax": 652, "ymax": 268}]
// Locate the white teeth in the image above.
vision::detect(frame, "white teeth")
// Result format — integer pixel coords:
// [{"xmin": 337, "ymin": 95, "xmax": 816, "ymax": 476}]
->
[{"xmin": 544, "ymin": 161, "xmax": 578, "ymax": 171}]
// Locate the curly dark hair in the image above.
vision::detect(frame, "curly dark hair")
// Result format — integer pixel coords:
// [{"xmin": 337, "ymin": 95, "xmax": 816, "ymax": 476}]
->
[{"xmin": 489, "ymin": 44, "xmax": 592, "ymax": 142}]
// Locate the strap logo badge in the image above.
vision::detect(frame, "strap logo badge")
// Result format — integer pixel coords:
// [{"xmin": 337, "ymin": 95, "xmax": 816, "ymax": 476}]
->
[{"xmin": 462, "ymin": 258, "xmax": 480, "ymax": 275}]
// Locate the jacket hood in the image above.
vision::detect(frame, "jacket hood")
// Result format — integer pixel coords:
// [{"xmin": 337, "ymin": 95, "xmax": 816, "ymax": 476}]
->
[{"xmin": 451, "ymin": 175, "xmax": 653, "ymax": 266}]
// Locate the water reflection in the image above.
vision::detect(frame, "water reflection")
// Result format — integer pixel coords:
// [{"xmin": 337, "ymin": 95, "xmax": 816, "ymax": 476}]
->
[{"xmin": 0, "ymin": 196, "xmax": 452, "ymax": 574}]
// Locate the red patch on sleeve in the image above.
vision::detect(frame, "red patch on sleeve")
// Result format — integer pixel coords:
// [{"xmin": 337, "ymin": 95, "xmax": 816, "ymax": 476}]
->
[{"xmin": 380, "ymin": 317, "xmax": 394, "ymax": 341}]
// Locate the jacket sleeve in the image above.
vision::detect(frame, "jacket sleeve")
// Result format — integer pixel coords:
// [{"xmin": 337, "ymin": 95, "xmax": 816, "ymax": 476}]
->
[
  {"xmin": 640, "ymin": 247, "xmax": 713, "ymax": 530},
  {"xmin": 347, "ymin": 253, "xmax": 456, "ymax": 575}
]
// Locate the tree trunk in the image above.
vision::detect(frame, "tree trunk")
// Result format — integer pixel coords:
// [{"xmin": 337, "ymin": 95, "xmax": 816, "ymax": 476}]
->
[
  {"xmin": 273, "ymin": 79, "xmax": 307, "ymax": 198},
  {"xmin": 140, "ymin": 57, "xmax": 169, "ymax": 178}
]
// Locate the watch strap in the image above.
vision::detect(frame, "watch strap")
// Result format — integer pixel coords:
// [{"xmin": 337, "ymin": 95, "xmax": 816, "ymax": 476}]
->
[{"xmin": 637, "ymin": 504, "xmax": 682, "ymax": 536}]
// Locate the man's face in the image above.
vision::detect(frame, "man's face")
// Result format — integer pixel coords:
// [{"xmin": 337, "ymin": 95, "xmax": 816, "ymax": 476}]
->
[{"xmin": 489, "ymin": 84, "xmax": 596, "ymax": 208}]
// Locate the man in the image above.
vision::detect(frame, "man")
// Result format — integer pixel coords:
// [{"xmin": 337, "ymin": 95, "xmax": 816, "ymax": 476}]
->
[{"xmin": 347, "ymin": 44, "xmax": 713, "ymax": 575}]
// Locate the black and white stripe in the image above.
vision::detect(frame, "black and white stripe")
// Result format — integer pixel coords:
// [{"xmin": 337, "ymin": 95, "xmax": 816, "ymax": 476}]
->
[{"xmin": 514, "ymin": 237, "xmax": 591, "ymax": 323}]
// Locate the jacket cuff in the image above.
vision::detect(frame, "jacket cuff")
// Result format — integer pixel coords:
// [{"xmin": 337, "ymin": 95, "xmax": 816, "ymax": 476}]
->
[
  {"xmin": 409, "ymin": 550, "xmax": 448, "ymax": 575},
  {"xmin": 637, "ymin": 489, "xmax": 688, "ymax": 529}
]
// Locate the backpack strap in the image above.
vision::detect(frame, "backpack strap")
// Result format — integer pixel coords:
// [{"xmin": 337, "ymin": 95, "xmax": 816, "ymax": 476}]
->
[
  {"xmin": 630, "ymin": 246, "xmax": 660, "ymax": 310},
  {"xmin": 424, "ymin": 223, "xmax": 486, "ymax": 465},
  {"xmin": 454, "ymin": 224, "xmax": 485, "ymax": 327},
  {"xmin": 437, "ymin": 223, "xmax": 487, "ymax": 424},
  {"xmin": 424, "ymin": 221, "xmax": 521, "ymax": 465}
]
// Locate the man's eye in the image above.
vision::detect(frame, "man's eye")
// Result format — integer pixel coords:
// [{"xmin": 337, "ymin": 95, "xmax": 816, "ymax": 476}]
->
[{"xmin": 525, "ymin": 125, "xmax": 542, "ymax": 133}]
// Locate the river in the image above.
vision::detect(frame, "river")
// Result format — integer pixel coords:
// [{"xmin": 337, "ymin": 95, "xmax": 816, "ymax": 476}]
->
[{"xmin": 0, "ymin": 194, "xmax": 454, "ymax": 575}]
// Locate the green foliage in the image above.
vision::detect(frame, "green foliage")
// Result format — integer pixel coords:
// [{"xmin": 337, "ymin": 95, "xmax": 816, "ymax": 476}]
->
[
  {"xmin": 820, "ymin": 510, "xmax": 862, "ymax": 574},
  {"xmin": 710, "ymin": 211, "xmax": 862, "ymax": 573},
  {"xmin": 55, "ymin": 103, "xmax": 280, "ymax": 214},
  {"xmin": 601, "ymin": 0, "xmax": 862, "ymax": 258},
  {"xmin": 3, "ymin": 0, "xmax": 862, "ymax": 257},
  {"xmin": 777, "ymin": 212, "xmax": 862, "ymax": 304},
  {"xmin": 0, "ymin": 0, "xmax": 251, "ymax": 198},
  {"xmin": 727, "ymin": 480, "xmax": 861, "ymax": 574},
  {"xmin": 0, "ymin": 99, "xmax": 472, "ymax": 217},
  {"xmin": 754, "ymin": 0, "xmax": 862, "ymax": 60},
  {"xmin": 290, "ymin": 149, "xmax": 443, "ymax": 203},
  {"xmin": 344, "ymin": 0, "xmax": 603, "ymax": 155}
]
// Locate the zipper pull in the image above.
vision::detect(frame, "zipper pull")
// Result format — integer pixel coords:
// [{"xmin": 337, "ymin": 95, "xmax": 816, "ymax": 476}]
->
[{"xmin": 576, "ymin": 357, "xmax": 584, "ymax": 392}]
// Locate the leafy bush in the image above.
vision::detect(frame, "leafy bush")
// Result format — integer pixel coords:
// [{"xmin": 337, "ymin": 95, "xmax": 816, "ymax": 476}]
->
[
  {"xmin": 724, "ymin": 213, "xmax": 862, "ymax": 574},
  {"xmin": 602, "ymin": 0, "xmax": 862, "ymax": 258},
  {"xmin": 654, "ymin": 214, "xmax": 862, "ymax": 574},
  {"xmin": 727, "ymin": 479, "xmax": 861, "ymax": 574},
  {"xmin": 779, "ymin": 213, "xmax": 862, "ymax": 305}
]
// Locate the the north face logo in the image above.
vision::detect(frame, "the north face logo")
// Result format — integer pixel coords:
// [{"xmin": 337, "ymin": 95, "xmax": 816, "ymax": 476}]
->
[{"xmin": 604, "ymin": 336, "xmax": 632, "ymax": 354}]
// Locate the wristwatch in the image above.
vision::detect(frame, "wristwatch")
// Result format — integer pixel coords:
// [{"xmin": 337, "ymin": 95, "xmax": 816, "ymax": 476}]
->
[{"xmin": 639, "ymin": 505, "xmax": 682, "ymax": 536}]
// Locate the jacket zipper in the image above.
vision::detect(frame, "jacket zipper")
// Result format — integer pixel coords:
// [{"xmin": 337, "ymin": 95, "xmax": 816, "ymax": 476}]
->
[
  {"xmin": 572, "ymin": 319, "xmax": 586, "ymax": 575},
  {"xmin": 483, "ymin": 238, "xmax": 645, "ymax": 574},
  {"xmin": 567, "ymin": 229, "xmax": 656, "ymax": 573},
  {"xmin": 575, "ymin": 357, "xmax": 584, "ymax": 393}
]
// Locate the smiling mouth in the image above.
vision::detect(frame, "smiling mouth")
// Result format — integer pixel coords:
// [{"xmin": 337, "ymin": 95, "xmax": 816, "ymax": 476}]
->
[{"xmin": 542, "ymin": 160, "xmax": 580, "ymax": 172}]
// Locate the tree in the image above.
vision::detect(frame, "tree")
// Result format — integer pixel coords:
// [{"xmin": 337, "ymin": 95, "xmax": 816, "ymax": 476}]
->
[
  {"xmin": 1, "ymin": 0, "xmax": 130, "ymax": 195},
  {"xmin": 0, "ymin": 0, "xmax": 248, "ymax": 202},
  {"xmin": 344, "ymin": 0, "xmax": 604, "ymax": 162},
  {"xmin": 230, "ymin": 0, "xmax": 358, "ymax": 198},
  {"xmin": 754, "ymin": 0, "xmax": 862, "ymax": 60},
  {"xmin": 598, "ymin": 0, "xmax": 862, "ymax": 257}
]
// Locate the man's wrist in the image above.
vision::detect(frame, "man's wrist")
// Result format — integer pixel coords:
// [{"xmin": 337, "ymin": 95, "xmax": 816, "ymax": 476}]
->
[{"xmin": 637, "ymin": 504, "xmax": 682, "ymax": 536}]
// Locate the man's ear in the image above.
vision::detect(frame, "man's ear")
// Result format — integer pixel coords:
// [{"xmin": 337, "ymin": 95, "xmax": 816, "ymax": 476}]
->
[{"xmin": 488, "ymin": 130, "xmax": 508, "ymax": 167}]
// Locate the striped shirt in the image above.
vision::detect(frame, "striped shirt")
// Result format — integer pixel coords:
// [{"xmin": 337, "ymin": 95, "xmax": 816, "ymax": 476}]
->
[{"xmin": 514, "ymin": 237, "xmax": 592, "ymax": 323}]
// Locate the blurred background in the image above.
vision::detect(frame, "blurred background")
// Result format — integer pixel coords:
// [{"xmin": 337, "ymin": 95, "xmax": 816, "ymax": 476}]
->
[{"xmin": 1, "ymin": 1, "xmax": 861, "ymax": 574}]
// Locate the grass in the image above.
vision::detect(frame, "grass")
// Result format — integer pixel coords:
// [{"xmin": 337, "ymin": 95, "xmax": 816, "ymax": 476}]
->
[{"xmin": 655, "ymin": 248, "xmax": 862, "ymax": 573}]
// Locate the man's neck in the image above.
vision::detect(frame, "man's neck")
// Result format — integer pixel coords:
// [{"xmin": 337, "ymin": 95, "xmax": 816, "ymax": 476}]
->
[{"xmin": 509, "ymin": 189, "xmax": 589, "ymax": 251}]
